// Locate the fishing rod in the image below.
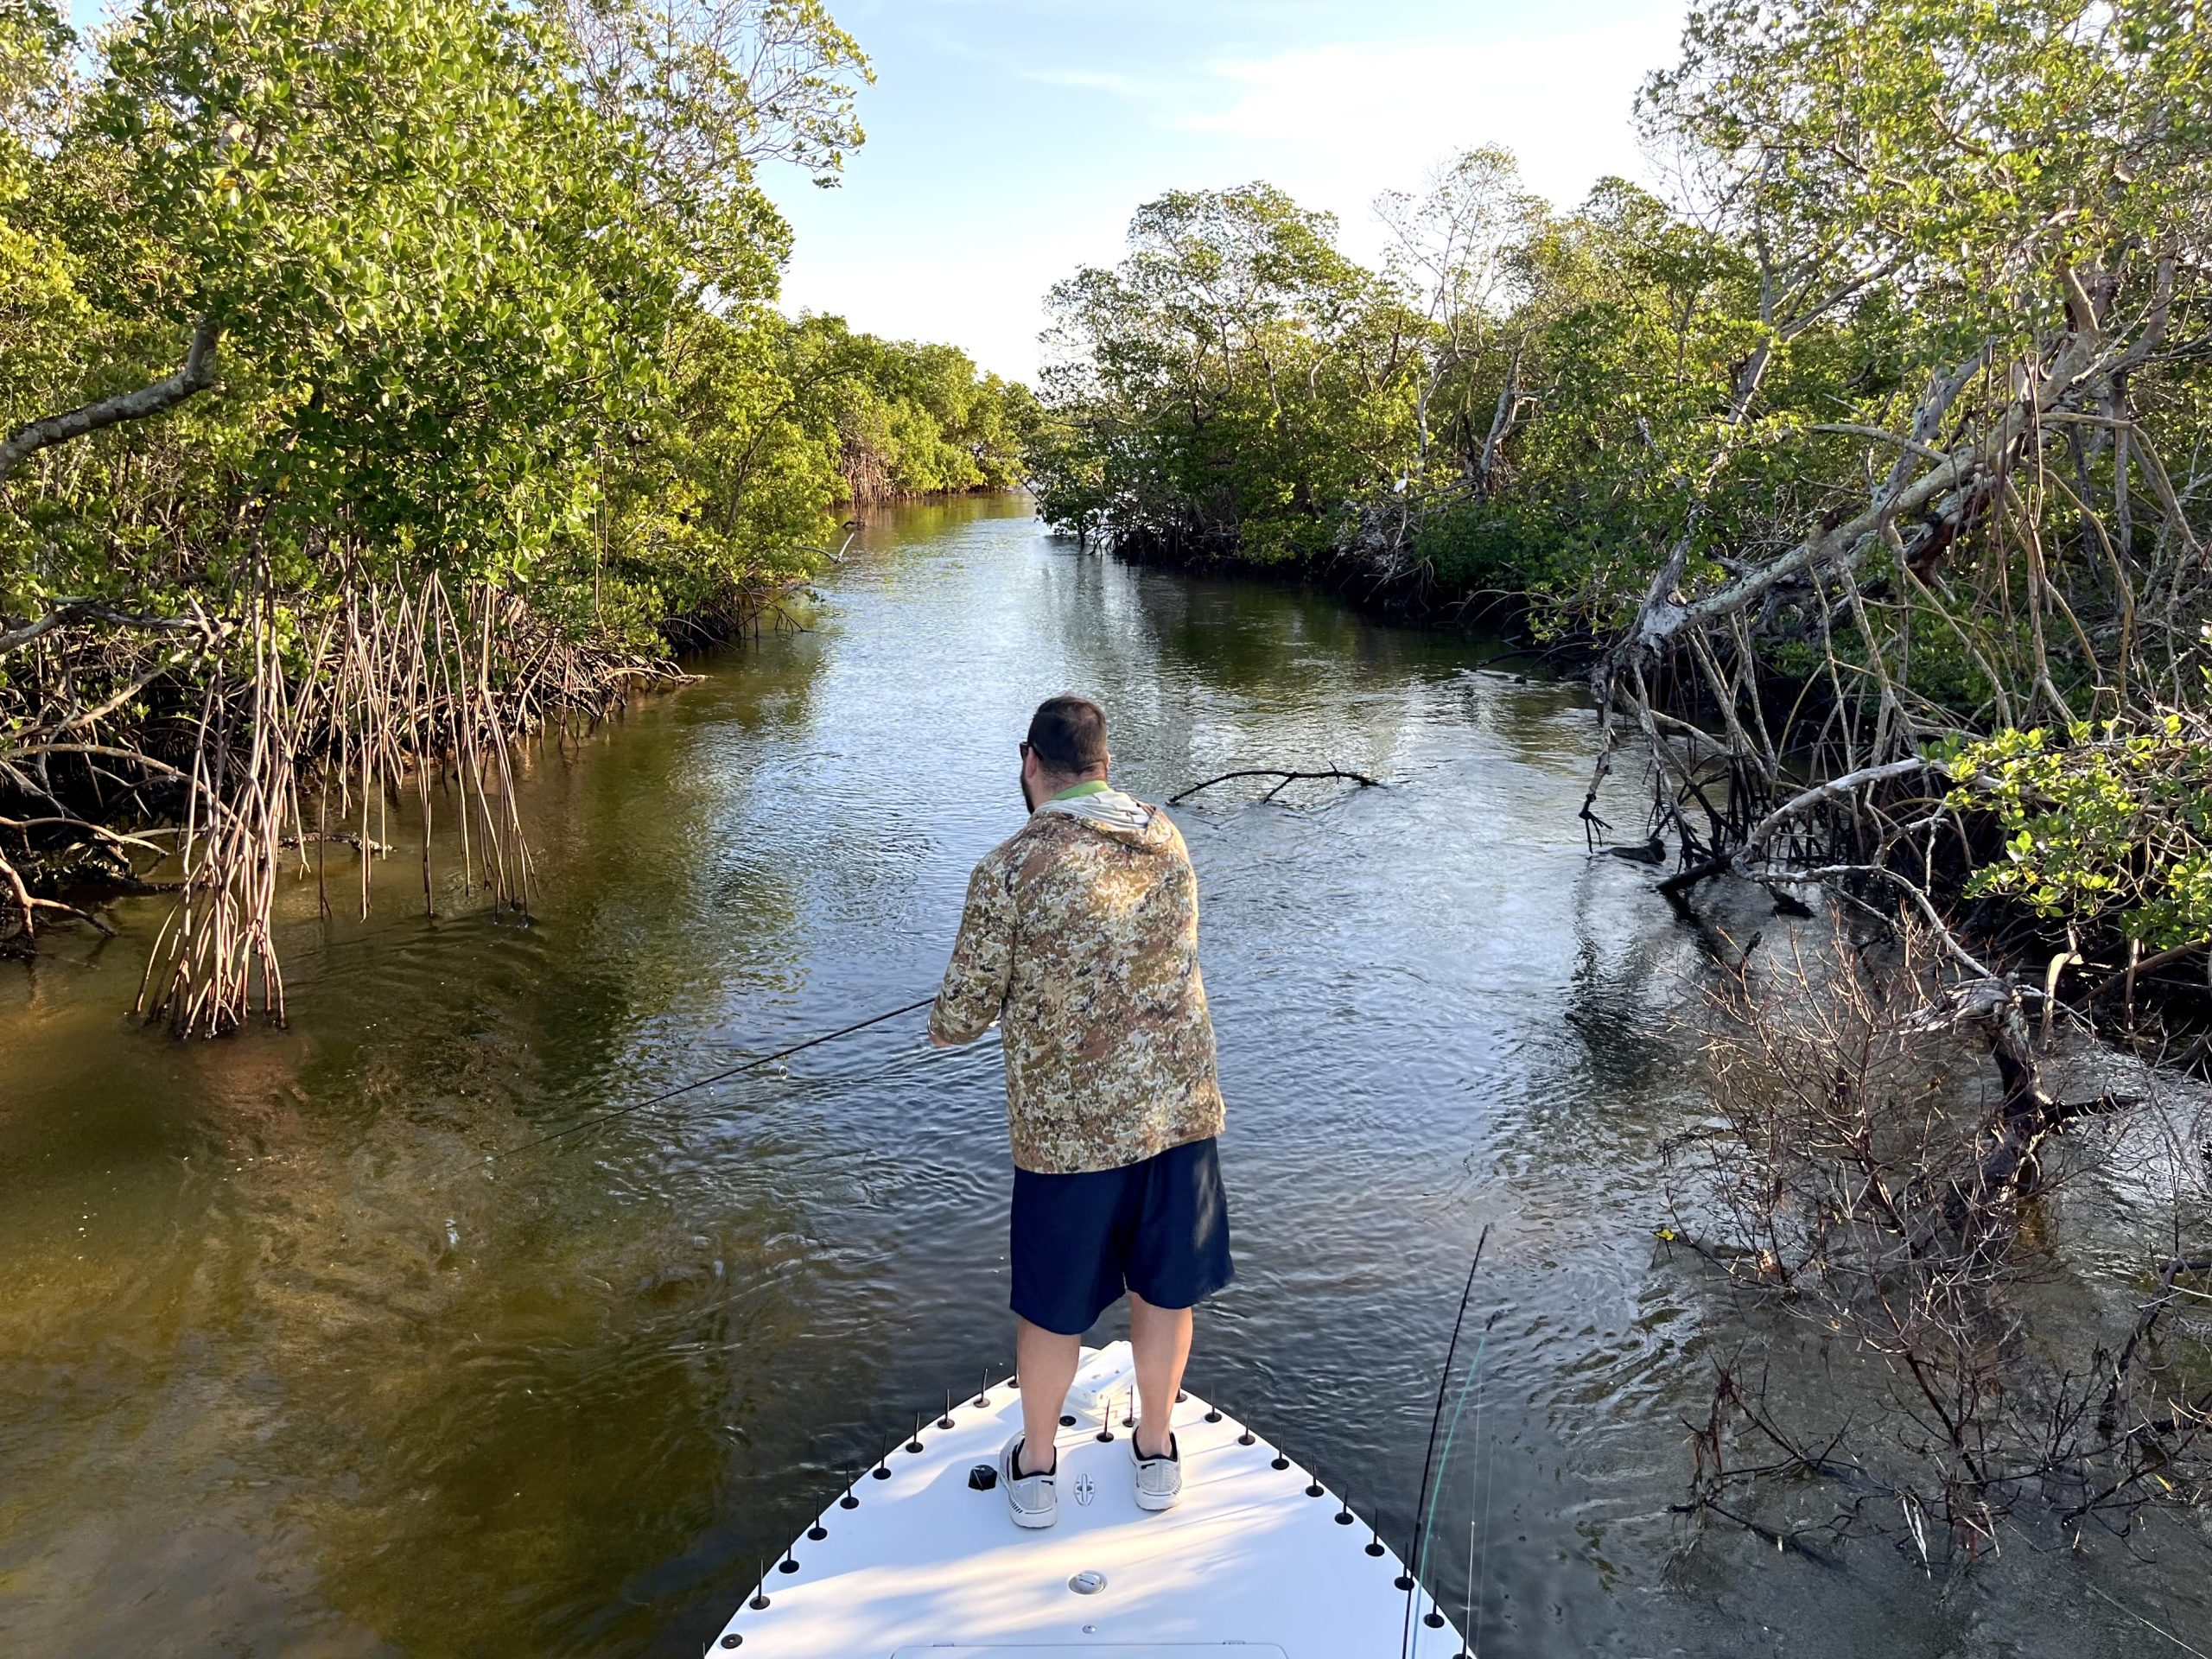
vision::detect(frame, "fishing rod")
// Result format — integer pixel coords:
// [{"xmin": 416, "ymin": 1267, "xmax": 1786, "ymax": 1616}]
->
[
  {"xmin": 1412, "ymin": 1306, "xmax": 1501, "ymax": 1657},
  {"xmin": 1402, "ymin": 1223, "xmax": 1491, "ymax": 1659},
  {"xmin": 501, "ymin": 994, "xmax": 938, "ymax": 1157},
  {"xmin": 494, "ymin": 759, "xmax": 1392, "ymax": 1162},
  {"xmin": 497, "ymin": 760, "xmax": 1378, "ymax": 1162}
]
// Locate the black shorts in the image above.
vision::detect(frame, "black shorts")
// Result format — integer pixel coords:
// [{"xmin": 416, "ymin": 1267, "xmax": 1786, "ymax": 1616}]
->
[{"xmin": 1009, "ymin": 1136, "xmax": 1234, "ymax": 1336}]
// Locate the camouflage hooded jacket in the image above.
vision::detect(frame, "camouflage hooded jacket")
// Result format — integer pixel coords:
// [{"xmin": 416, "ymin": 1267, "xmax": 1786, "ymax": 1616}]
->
[{"xmin": 930, "ymin": 785, "xmax": 1225, "ymax": 1174}]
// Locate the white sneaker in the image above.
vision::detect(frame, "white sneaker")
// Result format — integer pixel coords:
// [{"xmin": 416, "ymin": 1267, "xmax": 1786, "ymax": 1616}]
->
[
  {"xmin": 1131, "ymin": 1432, "xmax": 1182, "ymax": 1511},
  {"xmin": 999, "ymin": 1433, "xmax": 1058, "ymax": 1529}
]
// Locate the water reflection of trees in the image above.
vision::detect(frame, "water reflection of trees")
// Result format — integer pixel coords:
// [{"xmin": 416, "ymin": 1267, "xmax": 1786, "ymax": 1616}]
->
[
  {"xmin": 269, "ymin": 1163, "xmax": 833, "ymax": 1657},
  {"xmin": 0, "ymin": 602, "xmax": 858, "ymax": 1656},
  {"xmin": 1060, "ymin": 554, "xmax": 1449, "ymax": 795}
]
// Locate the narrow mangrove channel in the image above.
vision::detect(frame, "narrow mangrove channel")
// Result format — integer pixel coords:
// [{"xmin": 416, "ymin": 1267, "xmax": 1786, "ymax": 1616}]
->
[
  {"xmin": 11, "ymin": 0, "xmax": 2212, "ymax": 1649},
  {"xmin": 2, "ymin": 499, "xmax": 2202, "ymax": 1657}
]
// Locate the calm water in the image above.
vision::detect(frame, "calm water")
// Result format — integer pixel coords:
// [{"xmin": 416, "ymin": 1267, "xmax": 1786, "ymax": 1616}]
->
[{"xmin": 2, "ymin": 499, "xmax": 2202, "ymax": 1656}]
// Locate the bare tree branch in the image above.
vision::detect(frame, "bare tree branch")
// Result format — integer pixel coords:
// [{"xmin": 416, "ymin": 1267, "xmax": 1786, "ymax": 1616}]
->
[
  {"xmin": 0, "ymin": 597, "xmax": 214, "ymax": 658},
  {"xmin": 1170, "ymin": 766, "xmax": 1380, "ymax": 804},
  {"xmin": 0, "ymin": 319, "xmax": 221, "ymax": 486}
]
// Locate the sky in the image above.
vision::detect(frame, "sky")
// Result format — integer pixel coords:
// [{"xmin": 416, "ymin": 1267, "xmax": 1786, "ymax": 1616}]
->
[
  {"xmin": 66, "ymin": 0, "xmax": 1690, "ymax": 382},
  {"xmin": 763, "ymin": 0, "xmax": 1690, "ymax": 378}
]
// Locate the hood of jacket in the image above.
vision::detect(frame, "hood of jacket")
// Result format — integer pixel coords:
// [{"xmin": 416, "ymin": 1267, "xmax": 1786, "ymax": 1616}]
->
[{"xmin": 1035, "ymin": 785, "xmax": 1174, "ymax": 851}]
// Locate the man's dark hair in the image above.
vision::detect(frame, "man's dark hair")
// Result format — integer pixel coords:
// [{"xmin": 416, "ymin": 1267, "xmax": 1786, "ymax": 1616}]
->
[{"xmin": 1027, "ymin": 695, "xmax": 1109, "ymax": 773}]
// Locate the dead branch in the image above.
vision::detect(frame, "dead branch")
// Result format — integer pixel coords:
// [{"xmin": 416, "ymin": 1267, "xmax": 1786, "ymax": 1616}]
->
[
  {"xmin": 0, "ymin": 596, "xmax": 214, "ymax": 658},
  {"xmin": 1637, "ymin": 343, "xmax": 2017, "ymax": 652},
  {"xmin": 278, "ymin": 831, "xmax": 391, "ymax": 855},
  {"xmin": 1662, "ymin": 919, "xmax": 2207, "ymax": 1543},
  {"xmin": 1169, "ymin": 766, "xmax": 1380, "ymax": 804}
]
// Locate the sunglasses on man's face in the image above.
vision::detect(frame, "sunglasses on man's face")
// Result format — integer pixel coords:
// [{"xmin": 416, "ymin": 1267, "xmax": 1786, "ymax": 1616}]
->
[{"xmin": 1018, "ymin": 741, "xmax": 1032, "ymax": 759}]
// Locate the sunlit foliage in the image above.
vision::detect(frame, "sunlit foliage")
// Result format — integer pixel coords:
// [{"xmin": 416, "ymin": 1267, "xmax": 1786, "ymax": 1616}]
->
[
  {"xmin": 0, "ymin": 0, "xmax": 1028, "ymax": 999},
  {"xmin": 1034, "ymin": 0, "xmax": 2212, "ymax": 978}
]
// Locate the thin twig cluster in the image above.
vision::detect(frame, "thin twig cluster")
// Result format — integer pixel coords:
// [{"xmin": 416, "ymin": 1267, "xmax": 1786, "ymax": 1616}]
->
[{"xmin": 1660, "ymin": 922, "xmax": 2211, "ymax": 1567}]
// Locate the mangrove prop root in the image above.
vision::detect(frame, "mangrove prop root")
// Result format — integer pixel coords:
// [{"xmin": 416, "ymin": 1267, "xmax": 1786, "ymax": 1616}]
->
[{"xmin": 3, "ymin": 565, "xmax": 720, "ymax": 1033}]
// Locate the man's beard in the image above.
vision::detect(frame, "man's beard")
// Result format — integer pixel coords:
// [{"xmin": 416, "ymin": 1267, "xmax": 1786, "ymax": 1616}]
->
[{"xmin": 1020, "ymin": 767, "xmax": 1038, "ymax": 811}]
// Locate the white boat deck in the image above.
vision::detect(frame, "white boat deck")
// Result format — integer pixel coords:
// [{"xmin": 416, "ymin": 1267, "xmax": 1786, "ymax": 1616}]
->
[{"xmin": 709, "ymin": 1342, "xmax": 1469, "ymax": 1657}]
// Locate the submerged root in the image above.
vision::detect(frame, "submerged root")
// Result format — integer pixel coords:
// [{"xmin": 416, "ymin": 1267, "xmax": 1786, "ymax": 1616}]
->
[{"xmin": 1660, "ymin": 920, "xmax": 2212, "ymax": 1551}]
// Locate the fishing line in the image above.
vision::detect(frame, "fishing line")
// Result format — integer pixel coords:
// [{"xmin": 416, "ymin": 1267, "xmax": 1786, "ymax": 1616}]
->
[
  {"xmin": 2079, "ymin": 1569, "xmax": 2212, "ymax": 1657},
  {"xmin": 1402, "ymin": 1223, "xmax": 1491, "ymax": 1659},
  {"xmin": 1410, "ymin": 1307, "xmax": 1501, "ymax": 1657},
  {"xmin": 1998, "ymin": 1517, "xmax": 2212, "ymax": 1659},
  {"xmin": 495, "ymin": 764, "xmax": 1354, "ymax": 1162},
  {"xmin": 1462, "ymin": 1517, "xmax": 1478, "ymax": 1659},
  {"xmin": 1459, "ymin": 1330, "xmax": 1499, "ymax": 1659},
  {"xmin": 500, "ymin": 995, "xmax": 937, "ymax": 1156},
  {"xmin": 1472, "ymin": 1375, "xmax": 1499, "ymax": 1659}
]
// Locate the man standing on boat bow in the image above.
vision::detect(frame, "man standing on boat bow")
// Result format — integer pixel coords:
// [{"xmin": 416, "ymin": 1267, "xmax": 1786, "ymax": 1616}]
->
[{"xmin": 930, "ymin": 694, "xmax": 1234, "ymax": 1529}]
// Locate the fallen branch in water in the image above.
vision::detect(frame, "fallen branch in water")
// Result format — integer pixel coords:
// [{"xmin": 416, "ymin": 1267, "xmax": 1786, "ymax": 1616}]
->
[
  {"xmin": 279, "ymin": 831, "xmax": 392, "ymax": 856},
  {"xmin": 1169, "ymin": 766, "xmax": 1380, "ymax": 805},
  {"xmin": 2102, "ymin": 1256, "xmax": 2212, "ymax": 1425},
  {"xmin": 1668, "ymin": 1494, "xmax": 1849, "ymax": 1568},
  {"xmin": 0, "ymin": 851, "xmax": 118, "ymax": 944},
  {"xmin": 1655, "ymin": 756, "xmax": 1946, "ymax": 897}
]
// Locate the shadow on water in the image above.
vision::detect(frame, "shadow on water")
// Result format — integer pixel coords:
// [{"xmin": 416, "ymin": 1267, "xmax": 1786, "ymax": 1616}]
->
[{"xmin": 2, "ymin": 497, "xmax": 2202, "ymax": 1656}]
